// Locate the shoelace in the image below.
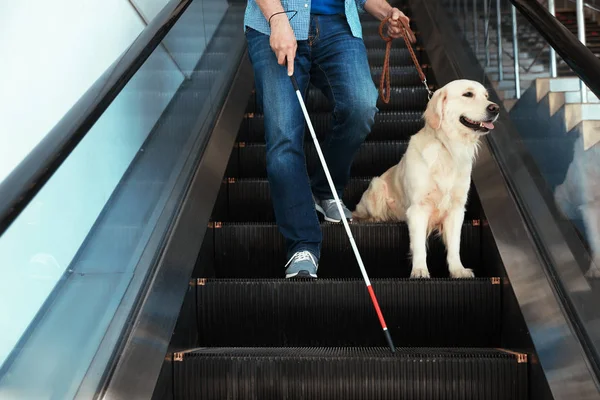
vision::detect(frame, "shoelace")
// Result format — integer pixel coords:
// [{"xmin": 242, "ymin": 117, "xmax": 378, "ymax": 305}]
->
[
  {"xmin": 285, "ymin": 250, "xmax": 315, "ymax": 267},
  {"xmin": 324, "ymin": 199, "xmax": 347, "ymax": 208}
]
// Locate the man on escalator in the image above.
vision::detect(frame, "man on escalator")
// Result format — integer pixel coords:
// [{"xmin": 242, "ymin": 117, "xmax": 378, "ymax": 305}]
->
[{"xmin": 243, "ymin": 0, "xmax": 410, "ymax": 278}]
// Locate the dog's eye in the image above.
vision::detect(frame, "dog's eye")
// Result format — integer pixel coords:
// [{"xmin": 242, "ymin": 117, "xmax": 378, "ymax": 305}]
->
[{"xmin": 463, "ymin": 92, "xmax": 474, "ymax": 98}]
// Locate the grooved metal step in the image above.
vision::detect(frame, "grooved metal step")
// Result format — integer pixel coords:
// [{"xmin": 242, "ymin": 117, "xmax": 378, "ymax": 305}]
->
[
  {"xmin": 367, "ymin": 47, "xmax": 426, "ymax": 66},
  {"xmin": 212, "ymin": 178, "xmax": 482, "ymax": 222},
  {"xmin": 209, "ymin": 221, "xmax": 482, "ymax": 278},
  {"xmin": 237, "ymin": 111, "xmax": 424, "ymax": 143},
  {"xmin": 370, "ymin": 65, "xmax": 430, "ymax": 86},
  {"xmin": 362, "ymin": 35, "xmax": 423, "ymax": 48},
  {"xmin": 173, "ymin": 347, "xmax": 528, "ymax": 400},
  {"xmin": 225, "ymin": 141, "xmax": 409, "ymax": 178},
  {"xmin": 246, "ymin": 85, "xmax": 429, "ymax": 113},
  {"xmin": 192, "ymin": 278, "xmax": 502, "ymax": 347}
]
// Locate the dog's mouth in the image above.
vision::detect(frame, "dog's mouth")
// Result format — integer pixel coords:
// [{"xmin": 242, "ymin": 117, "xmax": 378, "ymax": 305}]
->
[{"xmin": 459, "ymin": 116, "xmax": 495, "ymax": 132}]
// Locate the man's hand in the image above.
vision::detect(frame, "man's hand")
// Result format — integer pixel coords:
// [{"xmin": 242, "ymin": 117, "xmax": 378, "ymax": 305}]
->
[
  {"xmin": 386, "ymin": 8, "xmax": 412, "ymax": 41},
  {"xmin": 363, "ymin": 0, "xmax": 413, "ymax": 42},
  {"xmin": 269, "ymin": 14, "xmax": 297, "ymax": 76}
]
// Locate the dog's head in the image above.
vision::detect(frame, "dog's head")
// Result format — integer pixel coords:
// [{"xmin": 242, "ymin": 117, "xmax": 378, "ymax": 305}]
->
[{"xmin": 423, "ymin": 79, "xmax": 500, "ymax": 137}]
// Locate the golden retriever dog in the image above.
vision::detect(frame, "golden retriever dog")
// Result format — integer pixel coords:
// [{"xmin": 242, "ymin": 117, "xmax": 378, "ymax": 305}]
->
[{"xmin": 353, "ymin": 79, "xmax": 499, "ymax": 278}]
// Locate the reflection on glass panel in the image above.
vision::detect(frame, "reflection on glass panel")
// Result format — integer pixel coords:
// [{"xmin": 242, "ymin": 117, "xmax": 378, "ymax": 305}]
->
[
  {"xmin": 0, "ymin": 0, "xmax": 149, "ymax": 186},
  {"xmin": 0, "ymin": 0, "xmax": 245, "ymax": 397},
  {"xmin": 442, "ymin": 0, "xmax": 600, "ymax": 371},
  {"xmin": 0, "ymin": 36, "xmax": 184, "ymax": 400}
]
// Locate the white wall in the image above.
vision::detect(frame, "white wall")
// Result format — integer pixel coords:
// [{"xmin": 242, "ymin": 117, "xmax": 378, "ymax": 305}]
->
[
  {"xmin": 0, "ymin": 0, "xmax": 184, "ymax": 369},
  {"xmin": 132, "ymin": 0, "xmax": 170, "ymax": 21},
  {"xmin": 0, "ymin": 0, "xmax": 171, "ymax": 184}
]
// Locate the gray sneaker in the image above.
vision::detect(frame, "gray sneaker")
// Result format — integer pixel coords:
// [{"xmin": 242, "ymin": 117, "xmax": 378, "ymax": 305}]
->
[
  {"xmin": 313, "ymin": 195, "xmax": 353, "ymax": 223},
  {"xmin": 285, "ymin": 251, "xmax": 318, "ymax": 279}
]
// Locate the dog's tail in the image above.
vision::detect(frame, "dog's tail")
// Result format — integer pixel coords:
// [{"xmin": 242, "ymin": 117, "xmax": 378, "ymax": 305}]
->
[{"xmin": 352, "ymin": 177, "xmax": 391, "ymax": 222}]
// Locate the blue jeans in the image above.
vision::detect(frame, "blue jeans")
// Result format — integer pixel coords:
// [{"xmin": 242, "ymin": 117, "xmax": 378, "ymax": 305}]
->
[{"xmin": 245, "ymin": 14, "xmax": 378, "ymax": 261}]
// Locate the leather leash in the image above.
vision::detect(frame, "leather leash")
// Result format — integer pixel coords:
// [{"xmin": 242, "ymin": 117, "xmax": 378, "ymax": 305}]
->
[{"xmin": 378, "ymin": 16, "xmax": 433, "ymax": 103}]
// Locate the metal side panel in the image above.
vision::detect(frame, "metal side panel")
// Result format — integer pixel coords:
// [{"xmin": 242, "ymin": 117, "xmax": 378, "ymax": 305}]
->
[
  {"xmin": 408, "ymin": 0, "xmax": 600, "ymax": 399},
  {"xmin": 93, "ymin": 52, "xmax": 254, "ymax": 400}
]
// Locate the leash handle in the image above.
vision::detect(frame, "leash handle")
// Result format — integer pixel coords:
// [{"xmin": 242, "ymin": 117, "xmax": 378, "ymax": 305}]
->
[{"xmin": 378, "ymin": 16, "xmax": 433, "ymax": 102}]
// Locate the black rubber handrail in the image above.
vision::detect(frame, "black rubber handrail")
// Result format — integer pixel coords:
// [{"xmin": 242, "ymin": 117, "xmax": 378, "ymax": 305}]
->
[
  {"xmin": 510, "ymin": 0, "xmax": 600, "ymax": 97},
  {"xmin": 0, "ymin": 0, "xmax": 191, "ymax": 236}
]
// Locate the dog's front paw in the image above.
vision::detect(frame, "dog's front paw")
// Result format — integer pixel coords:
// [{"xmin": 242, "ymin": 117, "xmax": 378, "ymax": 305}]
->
[
  {"xmin": 410, "ymin": 266, "xmax": 431, "ymax": 279},
  {"xmin": 449, "ymin": 267, "xmax": 475, "ymax": 279}
]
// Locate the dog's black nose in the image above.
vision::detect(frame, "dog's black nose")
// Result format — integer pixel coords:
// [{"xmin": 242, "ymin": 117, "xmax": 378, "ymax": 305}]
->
[{"xmin": 487, "ymin": 103, "xmax": 500, "ymax": 113}]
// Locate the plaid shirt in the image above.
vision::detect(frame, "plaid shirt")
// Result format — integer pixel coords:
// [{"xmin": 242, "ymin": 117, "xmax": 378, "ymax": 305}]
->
[{"xmin": 243, "ymin": 0, "xmax": 367, "ymax": 40}]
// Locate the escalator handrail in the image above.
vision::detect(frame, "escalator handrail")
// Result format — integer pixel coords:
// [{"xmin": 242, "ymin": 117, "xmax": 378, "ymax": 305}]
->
[
  {"xmin": 0, "ymin": 0, "xmax": 191, "ymax": 237},
  {"xmin": 510, "ymin": 0, "xmax": 600, "ymax": 97}
]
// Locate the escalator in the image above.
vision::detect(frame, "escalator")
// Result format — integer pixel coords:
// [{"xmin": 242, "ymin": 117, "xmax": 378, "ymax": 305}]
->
[
  {"xmin": 4, "ymin": 0, "xmax": 600, "ymax": 398},
  {"xmin": 155, "ymin": 3, "xmax": 533, "ymax": 398}
]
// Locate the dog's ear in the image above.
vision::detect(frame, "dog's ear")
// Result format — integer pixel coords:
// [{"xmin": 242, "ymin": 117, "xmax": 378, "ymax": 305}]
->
[{"xmin": 423, "ymin": 87, "xmax": 447, "ymax": 130}]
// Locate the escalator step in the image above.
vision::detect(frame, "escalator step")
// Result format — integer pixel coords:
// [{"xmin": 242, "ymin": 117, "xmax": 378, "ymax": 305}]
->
[
  {"xmin": 246, "ymin": 86, "xmax": 429, "ymax": 113},
  {"xmin": 226, "ymin": 141, "xmax": 408, "ymax": 178},
  {"xmin": 368, "ymin": 47, "xmax": 423, "ymax": 66},
  {"xmin": 173, "ymin": 347, "xmax": 528, "ymax": 400},
  {"xmin": 237, "ymin": 111, "xmax": 424, "ymax": 143},
  {"xmin": 216, "ymin": 178, "xmax": 374, "ymax": 221},
  {"xmin": 370, "ymin": 65, "xmax": 428, "ymax": 86},
  {"xmin": 242, "ymin": 64, "xmax": 426, "ymax": 84},
  {"xmin": 211, "ymin": 222, "xmax": 482, "ymax": 278},
  {"xmin": 243, "ymin": 66, "xmax": 429, "ymax": 114},
  {"xmin": 362, "ymin": 35, "xmax": 422, "ymax": 48},
  {"xmin": 193, "ymin": 278, "xmax": 501, "ymax": 347},
  {"xmin": 213, "ymin": 178, "xmax": 482, "ymax": 221}
]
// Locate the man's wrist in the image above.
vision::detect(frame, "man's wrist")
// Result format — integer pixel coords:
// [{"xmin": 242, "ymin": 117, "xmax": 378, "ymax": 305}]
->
[
  {"xmin": 270, "ymin": 14, "xmax": 292, "ymax": 31},
  {"xmin": 269, "ymin": 11, "xmax": 287, "ymax": 26},
  {"xmin": 381, "ymin": 5, "xmax": 394, "ymax": 20},
  {"xmin": 365, "ymin": 0, "xmax": 393, "ymax": 21}
]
